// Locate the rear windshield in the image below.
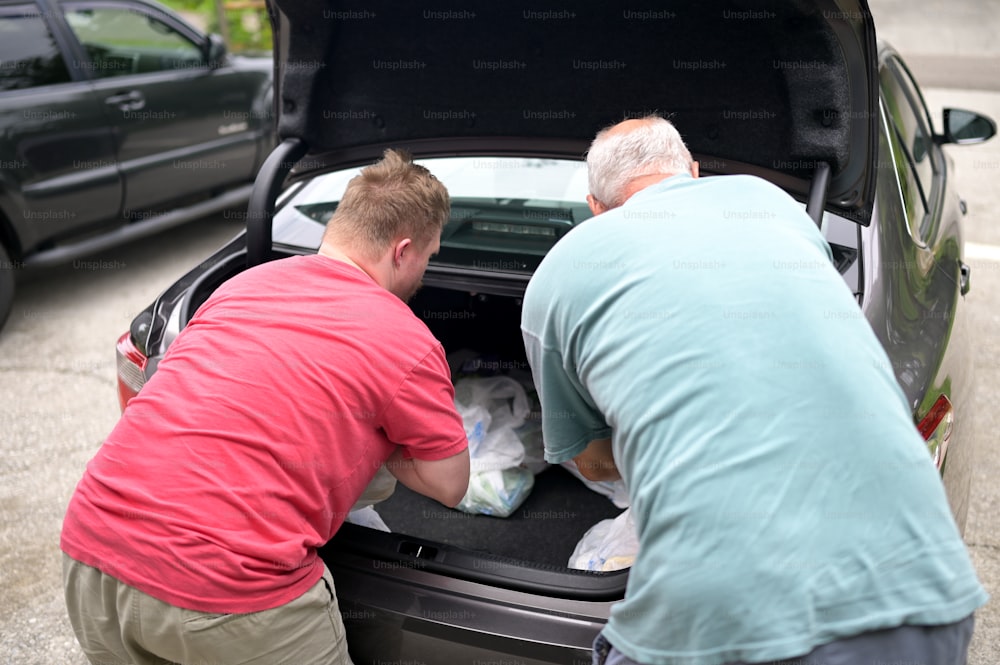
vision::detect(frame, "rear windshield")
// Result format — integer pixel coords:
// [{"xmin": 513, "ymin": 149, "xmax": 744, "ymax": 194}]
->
[
  {"xmin": 273, "ymin": 156, "xmax": 858, "ymax": 279},
  {"xmin": 273, "ymin": 157, "xmax": 592, "ymax": 274}
]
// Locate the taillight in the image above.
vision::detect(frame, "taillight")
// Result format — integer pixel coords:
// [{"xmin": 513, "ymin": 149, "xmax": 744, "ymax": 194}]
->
[
  {"xmin": 917, "ymin": 394, "xmax": 953, "ymax": 470},
  {"xmin": 116, "ymin": 331, "xmax": 148, "ymax": 412}
]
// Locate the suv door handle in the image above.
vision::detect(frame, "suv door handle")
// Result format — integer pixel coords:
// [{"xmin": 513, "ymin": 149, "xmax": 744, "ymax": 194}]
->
[{"xmin": 104, "ymin": 90, "xmax": 146, "ymax": 112}]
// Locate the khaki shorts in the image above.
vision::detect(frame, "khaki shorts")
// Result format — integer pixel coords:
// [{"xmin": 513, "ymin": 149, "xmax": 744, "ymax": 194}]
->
[{"xmin": 63, "ymin": 553, "xmax": 354, "ymax": 665}]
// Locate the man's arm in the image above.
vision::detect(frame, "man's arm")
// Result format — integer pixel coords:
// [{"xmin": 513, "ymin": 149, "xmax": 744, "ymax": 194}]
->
[
  {"xmin": 572, "ymin": 438, "xmax": 620, "ymax": 482},
  {"xmin": 378, "ymin": 345, "xmax": 471, "ymax": 507},
  {"xmin": 385, "ymin": 447, "xmax": 470, "ymax": 507}
]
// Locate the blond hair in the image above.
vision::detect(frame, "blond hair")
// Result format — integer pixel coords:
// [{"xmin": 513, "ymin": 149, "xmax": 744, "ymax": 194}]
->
[{"xmin": 323, "ymin": 149, "xmax": 450, "ymax": 259}]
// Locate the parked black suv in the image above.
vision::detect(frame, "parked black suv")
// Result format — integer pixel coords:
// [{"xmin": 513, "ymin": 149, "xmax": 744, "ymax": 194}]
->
[{"xmin": 0, "ymin": 0, "xmax": 273, "ymax": 329}]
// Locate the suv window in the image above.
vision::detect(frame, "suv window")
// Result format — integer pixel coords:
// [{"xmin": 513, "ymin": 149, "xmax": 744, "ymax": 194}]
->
[
  {"xmin": 879, "ymin": 58, "xmax": 939, "ymax": 242},
  {"xmin": 63, "ymin": 4, "xmax": 204, "ymax": 78},
  {"xmin": 0, "ymin": 4, "xmax": 72, "ymax": 90}
]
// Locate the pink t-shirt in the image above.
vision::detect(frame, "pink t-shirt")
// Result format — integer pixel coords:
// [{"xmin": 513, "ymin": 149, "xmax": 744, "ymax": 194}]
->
[{"xmin": 61, "ymin": 254, "xmax": 468, "ymax": 613}]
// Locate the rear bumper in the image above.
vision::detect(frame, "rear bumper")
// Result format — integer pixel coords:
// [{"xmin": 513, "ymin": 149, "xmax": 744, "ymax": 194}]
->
[{"xmin": 324, "ymin": 541, "xmax": 613, "ymax": 665}]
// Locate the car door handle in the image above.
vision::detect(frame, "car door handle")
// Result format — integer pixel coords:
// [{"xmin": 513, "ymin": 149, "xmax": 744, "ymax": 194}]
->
[
  {"xmin": 960, "ymin": 261, "xmax": 971, "ymax": 296},
  {"xmin": 104, "ymin": 90, "xmax": 146, "ymax": 112}
]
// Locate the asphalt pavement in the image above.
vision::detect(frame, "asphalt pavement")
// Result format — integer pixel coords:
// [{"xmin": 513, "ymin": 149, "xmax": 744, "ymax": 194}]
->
[
  {"xmin": 0, "ymin": 215, "xmax": 249, "ymax": 664},
  {"xmin": 868, "ymin": 0, "xmax": 1000, "ymax": 91}
]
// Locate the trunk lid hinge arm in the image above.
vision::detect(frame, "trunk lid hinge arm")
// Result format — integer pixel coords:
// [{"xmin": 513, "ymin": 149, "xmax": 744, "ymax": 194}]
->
[{"xmin": 805, "ymin": 161, "xmax": 832, "ymax": 229}]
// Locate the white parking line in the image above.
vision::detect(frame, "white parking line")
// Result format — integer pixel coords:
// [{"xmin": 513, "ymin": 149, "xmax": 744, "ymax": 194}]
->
[{"xmin": 965, "ymin": 242, "xmax": 1000, "ymax": 262}]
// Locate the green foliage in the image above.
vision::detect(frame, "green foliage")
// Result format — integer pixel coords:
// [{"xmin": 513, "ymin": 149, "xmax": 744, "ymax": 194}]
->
[{"xmin": 159, "ymin": 0, "xmax": 272, "ymax": 56}]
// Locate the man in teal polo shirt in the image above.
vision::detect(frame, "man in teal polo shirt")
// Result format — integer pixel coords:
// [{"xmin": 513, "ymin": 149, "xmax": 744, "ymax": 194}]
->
[{"xmin": 520, "ymin": 116, "xmax": 987, "ymax": 665}]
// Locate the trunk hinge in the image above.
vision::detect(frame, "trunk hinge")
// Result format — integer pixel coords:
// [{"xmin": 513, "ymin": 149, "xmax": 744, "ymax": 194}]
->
[
  {"xmin": 246, "ymin": 138, "xmax": 309, "ymax": 268},
  {"xmin": 805, "ymin": 161, "xmax": 832, "ymax": 229}
]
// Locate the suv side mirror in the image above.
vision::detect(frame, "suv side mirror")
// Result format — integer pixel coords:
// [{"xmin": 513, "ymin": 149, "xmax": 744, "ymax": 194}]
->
[
  {"xmin": 940, "ymin": 108, "xmax": 996, "ymax": 145},
  {"xmin": 205, "ymin": 33, "xmax": 227, "ymax": 69}
]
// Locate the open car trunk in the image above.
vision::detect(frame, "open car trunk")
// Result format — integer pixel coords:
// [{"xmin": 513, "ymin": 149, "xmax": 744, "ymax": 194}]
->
[
  {"xmin": 308, "ymin": 281, "xmax": 632, "ymax": 600},
  {"xmin": 371, "ymin": 286, "xmax": 625, "ymax": 570},
  {"xmin": 174, "ymin": 248, "xmax": 630, "ymax": 597}
]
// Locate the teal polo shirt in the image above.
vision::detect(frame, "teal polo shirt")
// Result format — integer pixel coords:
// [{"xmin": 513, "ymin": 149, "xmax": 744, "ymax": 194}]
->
[{"xmin": 520, "ymin": 173, "xmax": 987, "ymax": 665}]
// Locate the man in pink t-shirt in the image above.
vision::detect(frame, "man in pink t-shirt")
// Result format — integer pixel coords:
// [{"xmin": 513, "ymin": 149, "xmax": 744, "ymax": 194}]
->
[{"xmin": 61, "ymin": 150, "xmax": 470, "ymax": 665}]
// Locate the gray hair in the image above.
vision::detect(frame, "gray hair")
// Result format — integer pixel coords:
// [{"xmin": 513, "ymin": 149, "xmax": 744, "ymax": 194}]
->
[{"xmin": 586, "ymin": 116, "xmax": 693, "ymax": 209}]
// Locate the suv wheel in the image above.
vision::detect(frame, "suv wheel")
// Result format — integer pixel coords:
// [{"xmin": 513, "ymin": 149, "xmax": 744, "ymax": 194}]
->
[{"xmin": 0, "ymin": 243, "xmax": 15, "ymax": 331}]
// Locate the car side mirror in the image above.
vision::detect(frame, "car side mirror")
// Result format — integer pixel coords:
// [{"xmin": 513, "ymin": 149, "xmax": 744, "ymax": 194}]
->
[
  {"xmin": 940, "ymin": 108, "xmax": 996, "ymax": 145},
  {"xmin": 205, "ymin": 33, "xmax": 227, "ymax": 69}
]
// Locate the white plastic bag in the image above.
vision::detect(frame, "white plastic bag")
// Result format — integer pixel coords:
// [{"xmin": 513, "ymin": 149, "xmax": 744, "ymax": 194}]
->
[
  {"xmin": 569, "ymin": 508, "xmax": 639, "ymax": 571},
  {"xmin": 345, "ymin": 505, "xmax": 391, "ymax": 532},
  {"xmin": 457, "ymin": 468, "xmax": 534, "ymax": 518},
  {"xmin": 515, "ymin": 415, "xmax": 548, "ymax": 475},
  {"xmin": 345, "ymin": 464, "xmax": 396, "ymax": 532},
  {"xmin": 454, "ymin": 375, "xmax": 530, "ymax": 472},
  {"xmin": 453, "ymin": 376, "xmax": 536, "ymax": 516}
]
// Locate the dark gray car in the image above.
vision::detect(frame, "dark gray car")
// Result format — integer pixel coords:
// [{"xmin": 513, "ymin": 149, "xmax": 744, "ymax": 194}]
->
[{"xmin": 114, "ymin": 1, "xmax": 994, "ymax": 663}]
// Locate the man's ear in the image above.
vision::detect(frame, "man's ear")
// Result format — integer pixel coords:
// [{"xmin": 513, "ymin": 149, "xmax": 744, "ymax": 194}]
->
[
  {"xmin": 587, "ymin": 194, "xmax": 609, "ymax": 217},
  {"xmin": 690, "ymin": 161, "xmax": 700, "ymax": 179},
  {"xmin": 392, "ymin": 237, "xmax": 412, "ymax": 266}
]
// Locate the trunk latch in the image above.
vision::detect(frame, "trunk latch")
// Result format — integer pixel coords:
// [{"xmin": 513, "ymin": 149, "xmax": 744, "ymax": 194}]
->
[{"xmin": 398, "ymin": 541, "xmax": 438, "ymax": 560}]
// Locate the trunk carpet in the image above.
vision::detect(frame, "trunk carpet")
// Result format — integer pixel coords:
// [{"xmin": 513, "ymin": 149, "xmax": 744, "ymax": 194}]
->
[{"xmin": 374, "ymin": 465, "xmax": 624, "ymax": 569}]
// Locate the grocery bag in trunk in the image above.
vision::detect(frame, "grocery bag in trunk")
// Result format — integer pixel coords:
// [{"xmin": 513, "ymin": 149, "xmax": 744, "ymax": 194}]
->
[{"xmin": 453, "ymin": 376, "xmax": 535, "ymax": 517}]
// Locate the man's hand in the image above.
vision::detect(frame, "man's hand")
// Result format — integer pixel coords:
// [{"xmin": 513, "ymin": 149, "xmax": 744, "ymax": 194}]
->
[
  {"xmin": 573, "ymin": 438, "xmax": 620, "ymax": 482},
  {"xmin": 384, "ymin": 447, "xmax": 470, "ymax": 507}
]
